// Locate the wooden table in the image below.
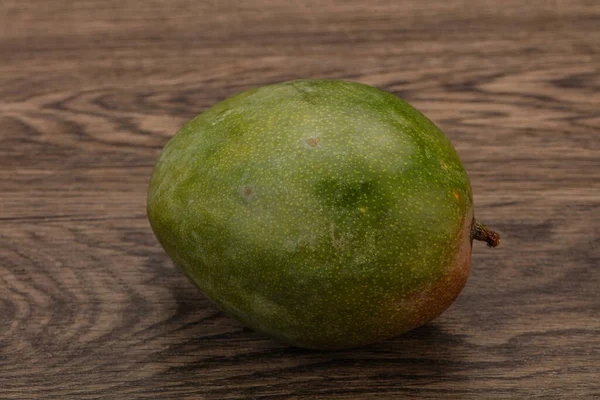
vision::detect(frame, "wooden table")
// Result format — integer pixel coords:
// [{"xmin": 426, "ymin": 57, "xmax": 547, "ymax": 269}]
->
[{"xmin": 1, "ymin": 1, "xmax": 598, "ymax": 398}]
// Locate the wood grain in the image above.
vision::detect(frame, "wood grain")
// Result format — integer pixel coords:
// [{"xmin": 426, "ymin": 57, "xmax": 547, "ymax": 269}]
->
[{"xmin": 1, "ymin": 0, "xmax": 599, "ymax": 398}]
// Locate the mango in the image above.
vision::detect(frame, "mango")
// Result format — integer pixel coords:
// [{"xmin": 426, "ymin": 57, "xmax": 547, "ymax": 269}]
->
[{"xmin": 147, "ymin": 80, "xmax": 499, "ymax": 349}]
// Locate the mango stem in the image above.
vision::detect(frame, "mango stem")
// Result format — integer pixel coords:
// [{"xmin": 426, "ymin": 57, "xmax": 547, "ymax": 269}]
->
[{"xmin": 472, "ymin": 220, "xmax": 500, "ymax": 247}]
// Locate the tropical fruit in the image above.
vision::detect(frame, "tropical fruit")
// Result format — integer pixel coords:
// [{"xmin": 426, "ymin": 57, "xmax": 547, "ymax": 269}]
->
[{"xmin": 147, "ymin": 80, "xmax": 499, "ymax": 350}]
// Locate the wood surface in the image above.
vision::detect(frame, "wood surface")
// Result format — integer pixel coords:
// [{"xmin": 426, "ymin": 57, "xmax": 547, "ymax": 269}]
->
[{"xmin": 1, "ymin": 1, "xmax": 599, "ymax": 398}]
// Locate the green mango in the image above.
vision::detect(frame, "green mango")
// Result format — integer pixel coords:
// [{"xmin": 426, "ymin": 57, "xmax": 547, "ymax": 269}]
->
[{"xmin": 147, "ymin": 80, "xmax": 499, "ymax": 350}]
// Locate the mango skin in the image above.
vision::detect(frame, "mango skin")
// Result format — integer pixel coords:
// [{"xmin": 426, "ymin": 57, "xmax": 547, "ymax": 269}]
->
[{"xmin": 147, "ymin": 80, "xmax": 474, "ymax": 350}]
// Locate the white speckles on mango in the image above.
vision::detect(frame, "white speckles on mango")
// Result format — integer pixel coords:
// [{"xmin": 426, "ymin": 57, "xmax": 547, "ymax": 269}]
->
[{"xmin": 329, "ymin": 222, "xmax": 354, "ymax": 250}]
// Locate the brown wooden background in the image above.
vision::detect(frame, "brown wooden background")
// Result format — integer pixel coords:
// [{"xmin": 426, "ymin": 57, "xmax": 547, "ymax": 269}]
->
[{"xmin": 1, "ymin": 1, "xmax": 599, "ymax": 398}]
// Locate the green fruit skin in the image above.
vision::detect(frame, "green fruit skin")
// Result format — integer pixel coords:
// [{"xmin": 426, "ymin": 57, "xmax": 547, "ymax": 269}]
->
[{"xmin": 147, "ymin": 80, "xmax": 475, "ymax": 350}]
